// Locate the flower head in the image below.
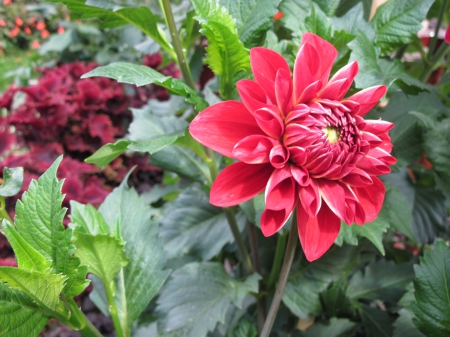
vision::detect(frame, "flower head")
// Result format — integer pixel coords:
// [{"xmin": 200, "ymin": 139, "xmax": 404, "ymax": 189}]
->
[{"xmin": 190, "ymin": 33, "xmax": 395, "ymax": 261}]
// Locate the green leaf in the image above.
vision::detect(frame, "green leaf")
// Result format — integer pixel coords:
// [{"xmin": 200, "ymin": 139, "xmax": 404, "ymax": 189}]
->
[
  {"xmin": 0, "ymin": 282, "xmax": 48, "ymax": 337},
  {"xmin": 357, "ymin": 303, "xmax": 395, "ymax": 337},
  {"xmin": 313, "ymin": 0, "xmax": 340, "ymax": 16},
  {"xmin": 173, "ymin": 130, "xmax": 209, "ymax": 162},
  {"xmin": 1, "ymin": 220, "xmax": 50, "ymax": 272},
  {"xmin": 320, "ymin": 282, "xmax": 353, "ymax": 317},
  {"xmin": 0, "ymin": 167, "xmax": 23, "ymax": 197},
  {"xmin": 335, "ymin": 207, "xmax": 389, "ymax": 255},
  {"xmin": 347, "ymin": 259, "xmax": 414, "ymax": 302},
  {"xmin": 412, "ymin": 242, "xmax": 450, "ymax": 336},
  {"xmin": 220, "ymin": 0, "xmax": 281, "ymax": 48},
  {"xmin": 14, "ymin": 156, "xmax": 89, "ymax": 297},
  {"xmin": 371, "ymin": 0, "xmax": 434, "ymax": 53},
  {"xmin": 82, "ymin": 63, "xmax": 208, "ymax": 111},
  {"xmin": 160, "ymin": 185, "xmax": 246, "ymax": 261},
  {"xmin": 383, "ymin": 184, "xmax": 414, "ymax": 240},
  {"xmin": 156, "ymin": 262, "xmax": 260, "ymax": 337},
  {"xmin": 233, "ymin": 319, "xmax": 258, "ymax": 337},
  {"xmin": 393, "ymin": 309, "xmax": 425, "ymax": 337},
  {"xmin": 348, "ymin": 31, "xmax": 429, "ymax": 94},
  {"xmin": 283, "ymin": 245, "xmax": 360, "ymax": 319},
  {"xmin": 331, "ymin": 2, "xmax": 375, "ymax": 40},
  {"xmin": 191, "ymin": 0, "xmax": 251, "ymax": 97},
  {"xmin": 98, "ymin": 178, "xmax": 170, "ymax": 331},
  {"xmin": 46, "ymin": 0, "xmax": 175, "ymax": 58},
  {"xmin": 85, "ymin": 140, "xmax": 130, "ymax": 169},
  {"xmin": 128, "ymin": 131, "xmax": 185, "ymax": 154},
  {"xmin": 279, "ymin": 0, "xmax": 311, "ymax": 33},
  {"xmin": 72, "ymin": 233, "xmax": 129, "ymax": 284},
  {"xmin": 0, "ymin": 267, "xmax": 66, "ymax": 314},
  {"xmin": 304, "ymin": 3, "xmax": 333, "ymax": 40},
  {"xmin": 304, "ymin": 317, "xmax": 358, "ymax": 337},
  {"xmin": 69, "ymin": 201, "xmax": 110, "ymax": 236}
]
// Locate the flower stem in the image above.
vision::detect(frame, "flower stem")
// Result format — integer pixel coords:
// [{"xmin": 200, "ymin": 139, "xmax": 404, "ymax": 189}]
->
[
  {"xmin": 419, "ymin": 42, "xmax": 450, "ymax": 82},
  {"xmin": 0, "ymin": 196, "xmax": 13, "ymax": 224},
  {"xmin": 66, "ymin": 298, "xmax": 104, "ymax": 337},
  {"xmin": 267, "ymin": 232, "xmax": 288, "ymax": 289},
  {"xmin": 223, "ymin": 207, "xmax": 254, "ymax": 274},
  {"xmin": 104, "ymin": 279, "xmax": 126, "ymax": 337},
  {"xmin": 260, "ymin": 210, "xmax": 298, "ymax": 337},
  {"xmin": 160, "ymin": 0, "xmax": 196, "ymax": 91},
  {"xmin": 427, "ymin": 0, "xmax": 448, "ymax": 60}
]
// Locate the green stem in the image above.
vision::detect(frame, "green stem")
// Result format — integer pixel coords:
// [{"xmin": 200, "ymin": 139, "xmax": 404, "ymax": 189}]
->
[
  {"xmin": 419, "ymin": 42, "xmax": 450, "ymax": 82},
  {"xmin": 267, "ymin": 232, "xmax": 288, "ymax": 289},
  {"xmin": 0, "ymin": 196, "xmax": 13, "ymax": 224},
  {"xmin": 223, "ymin": 208, "xmax": 254, "ymax": 274},
  {"xmin": 161, "ymin": 0, "xmax": 196, "ymax": 91},
  {"xmin": 428, "ymin": 0, "xmax": 448, "ymax": 60},
  {"xmin": 260, "ymin": 209, "xmax": 298, "ymax": 337},
  {"xmin": 104, "ymin": 280, "xmax": 126, "ymax": 337},
  {"xmin": 66, "ymin": 298, "xmax": 104, "ymax": 337},
  {"xmin": 205, "ymin": 148, "xmax": 219, "ymax": 181}
]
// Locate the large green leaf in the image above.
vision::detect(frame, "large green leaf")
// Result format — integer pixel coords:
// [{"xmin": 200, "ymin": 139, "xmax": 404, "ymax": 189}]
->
[
  {"xmin": 371, "ymin": 0, "xmax": 434, "ymax": 53},
  {"xmin": 191, "ymin": 0, "xmax": 250, "ymax": 97},
  {"xmin": 0, "ymin": 167, "xmax": 23, "ymax": 197},
  {"xmin": 69, "ymin": 201, "xmax": 110, "ymax": 236},
  {"xmin": 346, "ymin": 259, "xmax": 414, "ymax": 302},
  {"xmin": 282, "ymin": 245, "xmax": 360, "ymax": 319},
  {"xmin": 0, "ymin": 282, "xmax": 48, "ymax": 337},
  {"xmin": 98, "ymin": 178, "xmax": 170, "ymax": 331},
  {"xmin": 279, "ymin": 0, "xmax": 311, "ymax": 33},
  {"xmin": 220, "ymin": 0, "xmax": 281, "ymax": 48},
  {"xmin": 1, "ymin": 221, "xmax": 50, "ymax": 273},
  {"xmin": 393, "ymin": 308, "xmax": 425, "ymax": 337},
  {"xmin": 383, "ymin": 184, "xmax": 414, "ymax": 240},
  {"xmin": 160, "ymin": 185, "xmax": 246, "ymax": 261},
  {"xmin": 357, "ymin": 303, "xmax": 395, "ymax": 337},
  {"xmin": 82, "ymin": 63, "xmax": 208, "ymax": 111},
  {"xmin": 303, "ymin": 317, "xmax": 358, "ymax": 337},
  {"xmin": 412, "ymin": 242, "xmax": 450, "ymax": 336},
  {"xmin": 46, "ymin": 0, "xmax": 175, "ymax": 58},
  {"xmin": 348, "ymin": 31, "xmax": 429, "ymax": 94},
  {"xmin": 0, "ymin": 267, "xmax": 66, "ymax": 314},
  {"xmin": 312, "ymin": 0, "xmax": 340, "ymax": 16},
  {"xmin": 156, "ymin": 262, "xmax": 259, "ymax": 337},
  {"xmin": 331, "ymin": 2, "xmax": 375, "ymax": 40},
  {"xmin": 13, "ymin": 157, "xmax": 88, "ymax": 298}
]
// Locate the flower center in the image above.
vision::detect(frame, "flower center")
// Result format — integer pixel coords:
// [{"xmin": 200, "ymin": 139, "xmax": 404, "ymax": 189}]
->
[{"xmin": 324, "ymin": 126, "xmax": 340, "ymax": 143}]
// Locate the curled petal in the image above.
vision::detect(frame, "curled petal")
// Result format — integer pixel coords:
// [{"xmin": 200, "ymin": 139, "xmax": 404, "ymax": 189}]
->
[
  {"xmin": 250, "ymin": 47, "xmax": 291, "ymax": 104},
  {"xmin": 289, "ymin": 146, "xmax": 308, "ymax": 166},
  {"xmin": 344, "ymin": 85, "xmax": 387, "ymax": 116},
  {"xmin": 298, "ymin": 202, "xmax": 341, "ymax": 262},
  {"xmin": 318, "ymin": 179, "xmax": 349, "ymax": 223},
  {"xmin": 320, "ymin": 61, "xmax": 358, "ymax": 101},
  {"xmin": 297, "ymin": 80, "xmax": 322, "ymax": 104},
  {"xmin": 254, "ymin": 107, "xmax": 284, "ymax": 139},
  {"xmin": 353, "ymin": 177, "xmax": 385, "ymax": 223},
  {"xmin": 368, "ymin": 147, "xmax": 396, "ymax": 166},
  {"xmin": 265, "ymin": 166, "xmax": 296, "ymax": 211},
  {"xmin": 232, "ymin": 135, "xmax": 278, "ymax": 163},
  {"xmin": 356, "ymin": 155, "xmax": 391, "ymax": 175},
  {"xmin": 270, "ymin": 144, "xmax": 290, "ymax": 168},
  {"xmin": 275, "ymin": 68, "xmax": 294, "ymax": 116},
  {"xmin": 211, "ymin": 162, "xmax": 274, "ymax": 207},
  {"xmin": 363, "ymin": 120, "xmax": 394, "ymax": 135},
  {"xmin": 361, "ymin": 131, "xmax": 382, "ymax": 147},
  {"xmin": 291, "ymin": 165, "xmax": 310, "ymax": 186},
  {"xmin": 299, "ymin": 178, "xmax": 321, "ymax": 217},
  {"xmin": 236, "ymin": 79, "xmax": 274, "ymax": 114},
  {"xmin": 190, "ymin": 101, "xmax": 263, "ymax": 157},
  {"xmin": 261, "ymin": 208, "xmax": 292, "ymax": 237},
  {"xmin": 340, "ymin": 168, "xmax": 373, "ymax": 187}
]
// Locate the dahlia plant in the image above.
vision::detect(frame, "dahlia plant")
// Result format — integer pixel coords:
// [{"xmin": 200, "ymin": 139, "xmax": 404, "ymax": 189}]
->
[{"xmin": 1, "ymin": 0, "xmax": 450, "ymax": 337}]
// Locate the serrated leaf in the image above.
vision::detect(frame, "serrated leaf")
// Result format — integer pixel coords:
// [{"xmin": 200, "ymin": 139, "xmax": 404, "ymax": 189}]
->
[
  {"xmin": 160, "ymin": 185, "xmax": 246, "ymax": 261},
  {"xmin": 348, "ymin": 31, "xmax": 429, "ymax": 93},
  {"xmin": 72, "ymin": 233, "xmax": 129, "ymax": 284},
  {"xmin": 371, "ymin": 0, "xmax": 434, "ymax": 53},
  {"xmin": 0, "ymin": 267, "xmax": 66, "ymax": 314},
  {"xmin": 313, "ymin": 0, "xmax": 340, "ymax": 16},
  {"xmin": 335, "ymin": 206, "xmax": 389, "ymax": 255},
  {"xmin": 282, "ymin": 245, "xmax": 360, "ymax": 319},
  {"xmin": 393, "ymin": 308, "xmax": 425, "ymax": 337},
  {"xmin": 304, "ymin": 317, "xmax": 358, "ymax": 337},
  {"xmin": 412, "ymin": 242, "xmax": 450, "ymax": 336},
  {"xmin": 82, "ymin": 63, "xmax": 208, "ymax": 111},
  {"xmin": 279, "ymin": 0, "xmax": 311, "ymax": 33},
  {"xmin": 85, "ymin": 140, "xmax": 131, "ymax": 169},
  {"xmin": 0, "ymin": 167, "xmax": 23, "ymax": 197},
  {"xmin": 0, "ymin": 282, "xmax": 48, "ymax": 337},
  {"xmin": 70, "ymin": 201, "xmax": 110, "ymax": 236},
  {"xmin": 347, "ymin": 259, "xmax": 414, "ymax": 302},
  {"xmin": 304, "ymin": 3, "xmax": 333, "ymax": 40},
  {"xmin": 1, "ymin": 220, "xmax": 50, "ymax": 272},
  {"xmin": 220, "ymin": 0, "xmax": 281, "ymax": 48},
  {"xmin": 191, "ymin": 0, "xmax": 250, "ymax": 97},
  {"xmin": 14, "ymin": 156, "xmax": 89, "ymax": 297},
  {"xmin": 233, "ymin": 319, "xmax": 258, "ymax": 337},
  {"xmin": 331, "ymin": 2, "xmax": 375, "ymax": 40},
  {"xmin": 156, "ymin": 262, "xmax": 260, "ymax": 337},
  {"xmin": 98, "ymin": 178, "xmax": 170, "ymax": 331},
  {"xmin": 45, "ymin": 0, "xmax": 175, "ymax": 59}
]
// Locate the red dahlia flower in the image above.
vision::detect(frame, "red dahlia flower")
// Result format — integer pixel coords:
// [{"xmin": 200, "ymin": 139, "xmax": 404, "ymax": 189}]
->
[{"xmin": 190, "ymin": 33, "xmax": 395, "ymax": 261}]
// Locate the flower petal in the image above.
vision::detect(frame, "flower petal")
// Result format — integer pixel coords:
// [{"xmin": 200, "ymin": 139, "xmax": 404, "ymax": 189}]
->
[
  {"xmin": 297, "ymin": 202, "xmax": 341, "ymax": 261},
  {"xmin": 190, "ymin": 101, "xmax": 264, "ymax": 157},
  {"xmin": 265, "ymin": 166, "xmax": 296, "ymax": 211},
  {"xmin": 236, "ymin": 79, "xmax": 274, "ymax": 114},
  {"xmin": 353, "ymin": 176, "xmax": 385, "ymax": 223},
  {"xmin": 250, "ymin": 47, "xmax": 291, "ymax": 104},
  {"xmin": 319, "ymin": 61, "xmax": 358, "ymax": 101},
  {"xmin": 275, "ymin": 68, "xmax": 293, "ymax": 116},
  {"xmin": 210, "ymin": 162, "xmax": 274, "ymax": 207},
  {"xmin": 299, "ymin": 178, "xmax": 321, "ymax": 217},
  {"xmin": 318, "ymin": 179, "xmax": 348, "ymax": 223},
  {"xmin": 254, "ymin": 107, "xmax": 285, "ymax": 139},
  {"xmin": 344, "ymin": 85, "xmax": 387, "ymax": 116},
  {"xmin": 261, "ymin": 208, "xmax": 292, "ymax": 237},
  {"xmin": 270, "ymin": 144, "xmax": 290, "ymax": 168},
  {"xmin": 232, "ymin": 135, "xmax": 278, "ymax": 164}
]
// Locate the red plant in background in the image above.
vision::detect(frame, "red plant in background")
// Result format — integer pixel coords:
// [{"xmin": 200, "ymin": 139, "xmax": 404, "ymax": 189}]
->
[{"xmin": 190, "ymin": 33, "xmax": 395, "ymax": 261}]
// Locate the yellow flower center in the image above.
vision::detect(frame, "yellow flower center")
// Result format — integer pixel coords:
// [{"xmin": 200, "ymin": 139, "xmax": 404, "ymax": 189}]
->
[{"xmin": 324, "ymin": 126, "xmax": 340, "ymax": 144}]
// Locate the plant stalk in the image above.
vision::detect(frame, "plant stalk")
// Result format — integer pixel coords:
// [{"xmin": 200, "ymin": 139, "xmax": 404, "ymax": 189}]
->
[
  {"xmin": 267, "ymin": 232, "xmax": 288, "ymax": 289},
  {"xmin": 419, "ymin": 42, "xmax": 450, "ymax": 82},
  {"xmin": 104, "ymin": 280, "xmax": 126, "ymax": 337},
  {"xmin": 0, "ymin": 196, "xmax": 13, "ymax": 224},
  {"xmin": 260, "ymin": 210, "xmax": 298, "ymax": 337},
  {"xmin": 66, "ymin": 298, "xmax": 104, "ymax": 337},
  {"xmin": 161, "ymin": 0, "xmax": 196, "ymax": 91},
  {"xmin": 427, "ymin": 0, "xmax": 448, "ymax": 60}
]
